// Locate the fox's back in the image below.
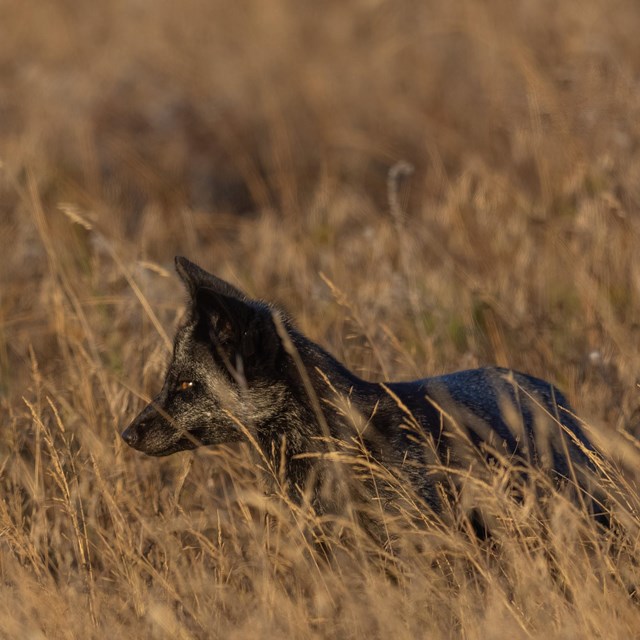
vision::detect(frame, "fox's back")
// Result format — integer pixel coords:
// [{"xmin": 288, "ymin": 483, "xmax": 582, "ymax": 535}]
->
[{"xmin": 385, "ymin": 367, "xmax": 593, "ymax": 479}]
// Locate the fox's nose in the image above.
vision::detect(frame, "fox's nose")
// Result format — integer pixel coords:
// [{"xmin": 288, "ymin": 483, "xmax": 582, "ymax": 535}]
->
[{"xmin": 121, "ymin": 425, "xmax": 139, "ymax": 447}]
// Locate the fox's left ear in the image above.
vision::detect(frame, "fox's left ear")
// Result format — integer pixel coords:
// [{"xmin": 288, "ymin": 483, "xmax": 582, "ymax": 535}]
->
[
  {"xmin": 175, "ymin": 256, "xmax": 247, "ymax": 300},
  {"xmin": 175, "ymin": 256, "xmax": 281, "ymax": 374}
]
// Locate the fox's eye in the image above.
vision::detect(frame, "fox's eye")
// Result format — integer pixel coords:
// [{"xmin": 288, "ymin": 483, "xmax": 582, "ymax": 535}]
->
[{"xmin": 177, "ymin": 381, "xmax": 194, "ymax": 392}]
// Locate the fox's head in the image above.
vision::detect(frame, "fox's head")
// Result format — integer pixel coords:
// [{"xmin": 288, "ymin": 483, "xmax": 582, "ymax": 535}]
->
[{"xmin": 121, "ymin": 257, "xmax": 289, "ymax": 456}]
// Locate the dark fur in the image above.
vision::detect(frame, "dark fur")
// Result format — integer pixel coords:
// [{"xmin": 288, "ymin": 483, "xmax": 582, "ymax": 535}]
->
[{"xmin": 122, "ymin": 257, "xmax": 600, "ymax": 520}]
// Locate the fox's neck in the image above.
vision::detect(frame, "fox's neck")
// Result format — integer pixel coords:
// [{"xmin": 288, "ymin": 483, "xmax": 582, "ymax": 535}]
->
[
  {"xmin": 267, "ymin": 329, "xmax": 419, "ymax": 510},
  {"xmin": 287, "ymin": 329, "xmax": 391, "ymax": 441}
]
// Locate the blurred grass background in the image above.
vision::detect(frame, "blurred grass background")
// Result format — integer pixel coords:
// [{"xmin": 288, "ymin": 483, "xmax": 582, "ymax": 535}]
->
[{"xmin": 1, "ymin": 1, "xmax": 640, "ymax": 637}]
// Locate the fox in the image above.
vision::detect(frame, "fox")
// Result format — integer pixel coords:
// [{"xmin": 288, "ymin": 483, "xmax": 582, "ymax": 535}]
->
[{"xmin": 122, "ymin": 257, "xmax": 601, "ymax": 524}]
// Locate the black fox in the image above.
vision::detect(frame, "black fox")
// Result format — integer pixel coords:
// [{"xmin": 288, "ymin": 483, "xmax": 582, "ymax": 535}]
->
[{"xmin": 122, "ymin": 257, "xmax": 599, "ymax": 519}]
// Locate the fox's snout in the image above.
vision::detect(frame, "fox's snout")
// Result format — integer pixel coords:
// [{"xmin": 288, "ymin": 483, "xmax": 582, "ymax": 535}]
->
[
  {"xmin": 121, "ymin": 422, "xmax": 141, "ymax": 448},
  {"xmin": 121, "ymin": 403, "xmax": 168, "ymax": 454},
  {"xmin": 121, "ymin": 400, "xmax": 203, "ymax": 457},
  {"xmin": 121, "ymin": 409, "xmax": 150, "ymax": 450}
]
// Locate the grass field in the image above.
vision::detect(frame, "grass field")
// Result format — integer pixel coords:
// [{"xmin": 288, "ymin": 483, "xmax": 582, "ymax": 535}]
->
[{"xmin": 1, "ymin": 1, "xmax": 640, "ymax": 637}]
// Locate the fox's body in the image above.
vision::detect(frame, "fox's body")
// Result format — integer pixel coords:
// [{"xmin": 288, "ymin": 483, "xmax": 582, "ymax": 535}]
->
[{"xmin": 122, "ymin": 258, "xmax": 597, "ymax": 517}]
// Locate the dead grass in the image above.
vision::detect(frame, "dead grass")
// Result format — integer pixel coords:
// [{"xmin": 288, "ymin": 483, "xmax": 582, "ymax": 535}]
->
[{"xmin": 1, "ymin": 1, "xmax": 640, "ymax": 637}]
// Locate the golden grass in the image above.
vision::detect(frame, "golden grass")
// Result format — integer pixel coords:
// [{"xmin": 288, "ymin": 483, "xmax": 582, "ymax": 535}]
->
[{"xmin": 1, "ymin": 1, "xmax": 640, "ymax": 637}]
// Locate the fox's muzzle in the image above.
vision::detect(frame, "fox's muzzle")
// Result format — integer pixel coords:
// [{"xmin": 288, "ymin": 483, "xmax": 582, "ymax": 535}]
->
[
  {"xmin": 121, "ymin": 402, "xmax": 177, "ymax": 455},
  {"xmin": 120, "ymin": 422, "xmax": 141, "ymax": 448},
  {"xmin": 121, "ymin": 408, "xmax": 155, "ymax": 451}
]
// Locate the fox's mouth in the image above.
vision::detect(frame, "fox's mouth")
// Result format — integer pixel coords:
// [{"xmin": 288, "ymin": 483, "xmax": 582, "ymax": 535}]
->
[{"xmin": 142, "ymin": 439, "xmax": 199, "ymax": 457}]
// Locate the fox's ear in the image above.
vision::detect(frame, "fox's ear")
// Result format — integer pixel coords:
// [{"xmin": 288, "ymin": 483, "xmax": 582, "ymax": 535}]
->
[
  {"xmin": 175, "ymin": 257, "xmax": 280, "ymax": 374},
  {"xmin": 196, "ymin": 290, "xmax": 282, "ymax": 375},
  {"xmin": 175, "ymin": 256, "xmax": 247, "ymax": 300}
]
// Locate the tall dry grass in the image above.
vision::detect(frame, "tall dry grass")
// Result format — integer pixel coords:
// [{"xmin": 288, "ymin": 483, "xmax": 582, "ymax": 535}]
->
[{"xmin": 1, "ymin": 0, "xmax": 640, "ymax": 637}]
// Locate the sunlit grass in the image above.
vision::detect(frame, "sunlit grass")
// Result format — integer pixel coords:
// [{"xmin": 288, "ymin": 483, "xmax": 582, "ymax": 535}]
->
[{"xmin": 2, "ymin": 0, "xmax": 640, "ymax": 637}]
